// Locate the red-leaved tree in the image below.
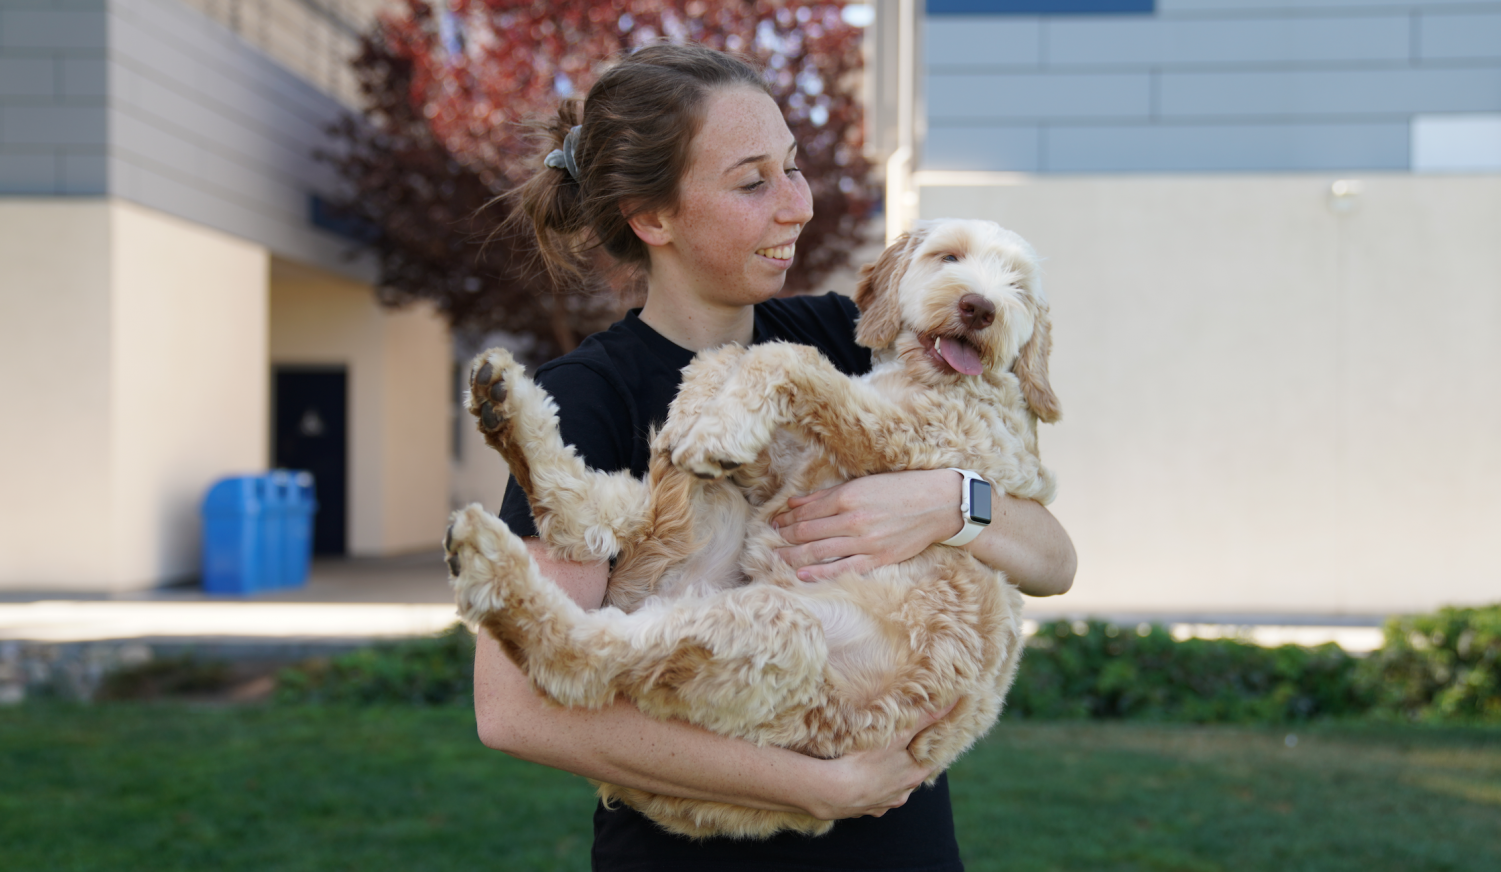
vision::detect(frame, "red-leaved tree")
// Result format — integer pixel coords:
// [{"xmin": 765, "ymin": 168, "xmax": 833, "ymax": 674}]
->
[{"xmin": 325, "ymin": 0, "xmax": 875, "ymax": 362}]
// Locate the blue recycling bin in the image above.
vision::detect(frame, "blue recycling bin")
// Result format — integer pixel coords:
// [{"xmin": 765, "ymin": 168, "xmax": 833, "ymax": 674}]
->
[
  {"xmin": 267, "ymin": 469, "xmax": 317, "ymax": 590},
  {"xmin": 201, "ymin": 471, "xmax": 318, "ymax": 594},
  {"xmin": 201, "ymin": 475, "xmax": 271, "ymax": 594}
]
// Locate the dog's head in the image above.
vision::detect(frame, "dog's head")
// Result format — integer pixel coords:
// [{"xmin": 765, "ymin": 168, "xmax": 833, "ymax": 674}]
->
[{"xmin": 853, "ymin": 218, "xmax": 1060, "ymax": 423}]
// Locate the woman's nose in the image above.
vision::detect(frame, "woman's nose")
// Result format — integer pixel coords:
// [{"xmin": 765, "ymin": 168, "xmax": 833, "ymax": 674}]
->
[{"xmin": 780, "ymin": 174, "xmax": 814, "ymax": 225}]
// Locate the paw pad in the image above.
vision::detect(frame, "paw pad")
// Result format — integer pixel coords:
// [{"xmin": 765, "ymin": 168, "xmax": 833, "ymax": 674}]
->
[{"xmin": 470, "ymin": 351, "xmax": 515, "ymax": 432}]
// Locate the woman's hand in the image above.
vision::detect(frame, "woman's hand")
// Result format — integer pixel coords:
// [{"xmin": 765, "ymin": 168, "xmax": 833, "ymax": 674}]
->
[
  {"xmin": 772, "ymin": 469, "xmax": 961, "ymax": 581},
  {"xmin": 772, "ymin": 469, "xmax": 1077, "ymax": 596},
  {"xmin": 804, "ymin": 703, "xmax": 956, "ymax": 821}
]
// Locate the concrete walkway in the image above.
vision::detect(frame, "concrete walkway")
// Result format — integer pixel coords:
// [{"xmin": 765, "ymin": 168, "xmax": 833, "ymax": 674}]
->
[
  {"xmin": 0, "ymin": 551, "xmax": 458, "ymax": 645},
  {"xmin": 0, "ymin": 549, "xmax": 1387, "ymax": 652}
]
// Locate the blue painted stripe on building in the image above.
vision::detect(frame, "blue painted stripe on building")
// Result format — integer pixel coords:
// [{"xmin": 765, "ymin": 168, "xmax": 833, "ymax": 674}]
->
[{"xmin": 928, "ymin": 1, "xmax": 1154, "ymax": 15}]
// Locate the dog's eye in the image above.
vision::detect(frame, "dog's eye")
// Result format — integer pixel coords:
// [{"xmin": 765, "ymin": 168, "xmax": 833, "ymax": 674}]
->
[{"xmin": 941, "ymin": 254, "xmax": 959, "ymax": 263}]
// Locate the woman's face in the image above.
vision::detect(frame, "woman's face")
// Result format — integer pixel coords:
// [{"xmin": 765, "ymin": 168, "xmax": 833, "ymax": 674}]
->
[{"xmin": 656, "ymin": 86, "xmax": 814, "ymax": 306}]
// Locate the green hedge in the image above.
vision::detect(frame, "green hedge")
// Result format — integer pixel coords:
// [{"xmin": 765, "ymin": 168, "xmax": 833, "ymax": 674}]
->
[
  {"xmin": 238, "ymin": 605, "xmax": 1501, "ymax": 725},
  {"xmin": 1008, "ymin": 620, "xmax": 1369, "ymax": 723},
  {"xmin": 1356, "ymin": 605, "xmax": 1501, "ymax": 722},
  {"xmin": 275, "ymin": 623, "xmax": 475, "ymax": 706},
  {"xmin": 1011, "ymin": 605, "xmax": 1501, "ymax": 725}
]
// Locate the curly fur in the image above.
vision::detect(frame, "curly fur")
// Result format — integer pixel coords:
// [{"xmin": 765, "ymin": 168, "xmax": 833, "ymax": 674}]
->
[{"xmin": 446, "ymin": 218, "xmax": 1060, "ymax": 839}]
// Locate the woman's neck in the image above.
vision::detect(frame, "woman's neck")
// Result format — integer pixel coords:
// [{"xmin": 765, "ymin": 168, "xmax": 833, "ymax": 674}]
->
[{"xmin": 638, "ymin": 285, "xmax": 756, "ymax": 352}]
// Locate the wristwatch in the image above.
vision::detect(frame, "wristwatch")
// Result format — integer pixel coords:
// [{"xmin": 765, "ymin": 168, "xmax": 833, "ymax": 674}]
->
[{"xmin": 940, "ymin": 469, "xmax": 992, "ymax": 546}]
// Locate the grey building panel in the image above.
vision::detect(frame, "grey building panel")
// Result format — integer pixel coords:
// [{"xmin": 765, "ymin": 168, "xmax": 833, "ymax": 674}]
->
[
  {"xmin": 0, "ymin": 151, "xmax": 55, "ymax": 192},
  {"xmin": 111, "ymin": 77, "xmax": 334, "ymax": 226},
  {"xmin": 60, "ymin": 55, "xmax": 107, "ymax": 97},
  {"xmin": 1419, "ymin": 13, "xmax": 1501, "ymax": 61},
  {"xmin": 926, "ymin": 16, "xmax": 1043, "ymax": 69},
  {"xmin": 190, "ymin": 141, "xmax": 313, "ymax": 219},
  {"xmin": 923, "ymin": 124, "xmax": 1042, "ymax": 171},
  {"xmin": 1160, "ymin": 66, "xmax": 1501, "ymax": 118},
  {"xmin": 0, "ymin": 55, "xmax": 53, "ymax": 96},
  {"xmin": 59, "ymin": 147, "xmax": 105, "ymax": 192},
  {"xmin": 0, "ymin": 103, "xmax": 105, "ymax": 144},
  {"xmin": 110, "ymin": 17, "xmax": 331, "ymax": 151},
  {"xmin": 111, "ymin": 0, "xmax": 334, "ymax": 127},
  {"xmin": 0, "ymin": 9, "xmax": 108, "ymax": 49},
  {"xmin": 110, "ymin": 95, "xmax": 324, "ymax": 228},
  {"xmin": 929, "ymin": 70, "xmax": 1152, "ymax": 120},
  {"xmin": 107, "ymin": 13, "xmax": 340, "ymax": 189},
  {"xmin": 1044, "ymin": 120, "xmax": 1410, "ymax": 171},
  {"xmin": 111, "ymin": 147, "xmax": 242, "ymax": 227},
  {"xmin": 0, "ymin": 0, "xmax": 363, "ymax": 277},
  {"xmin": 1047, "ymin": 15, "xmax": 1412, "ymax": 68},
  {"xmin": 109, "ymin": 104, "xmax": 198, "ymax": 171}
]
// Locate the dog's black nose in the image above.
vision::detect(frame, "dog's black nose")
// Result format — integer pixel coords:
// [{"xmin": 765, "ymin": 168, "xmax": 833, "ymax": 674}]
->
[{"xmin": 959, "ymin": 294, "xmax": 995, "ymax": 330}]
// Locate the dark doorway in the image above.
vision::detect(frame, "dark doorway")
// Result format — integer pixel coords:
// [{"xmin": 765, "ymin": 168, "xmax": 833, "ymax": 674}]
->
[{"xmin": 274, "ymin": 367, "xmax": 348, "ymax": 555}]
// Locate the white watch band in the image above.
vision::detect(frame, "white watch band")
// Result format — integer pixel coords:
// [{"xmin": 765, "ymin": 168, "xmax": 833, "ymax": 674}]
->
[{"xmin": 940, "ymin": 468, "xmax": 989, "ymax": 547}]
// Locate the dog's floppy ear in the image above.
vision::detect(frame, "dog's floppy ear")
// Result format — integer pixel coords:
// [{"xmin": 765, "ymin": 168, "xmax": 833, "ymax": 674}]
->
[
  {"xmin": 1016, "ymin": 302, "xmax": 1061, "ymax": 423},
  {"xmin": 853, "ymin": 230, "xmax": 917, "ymax": 349}
]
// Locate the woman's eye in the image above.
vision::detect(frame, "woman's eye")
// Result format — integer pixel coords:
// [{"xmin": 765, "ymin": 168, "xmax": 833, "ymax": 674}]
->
[
  {"xmin": 942, "ymin": 254, "xmax": 959, "ymax": 263},
  {"xmin": 741, "ymin": 179, "xmax": 766, "ymax": 191},
  {"xmin": 785, "ymin": 165, "xmax": 802, "ymax": 176}
]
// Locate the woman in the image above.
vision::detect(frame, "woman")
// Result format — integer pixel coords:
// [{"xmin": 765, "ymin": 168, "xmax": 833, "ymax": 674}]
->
[{"xmin": 483, "ymin": 43, "xmax": 1076, "ymax": 870}]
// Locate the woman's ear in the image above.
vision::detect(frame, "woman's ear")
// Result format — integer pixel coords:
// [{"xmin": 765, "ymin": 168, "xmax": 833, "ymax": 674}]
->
[
  {"xmin": 626, "ymin": 204, "xmax": 672, "ymax": 248},
  {"xmin": 853, "ymin": 231, "xmax": 917, "ymax": 349},
  {"xmin": 1016, "ymin": 302, "xmax": 1061, "ymax": 423}
]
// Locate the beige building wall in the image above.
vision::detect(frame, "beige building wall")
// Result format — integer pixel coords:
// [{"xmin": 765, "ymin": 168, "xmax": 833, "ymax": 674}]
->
[
  {"xmin": 269, "ymin": 261, "xmax": 451, "ymax": 556},
  {"xmin": 921, "ymin": 174, "xmax": 1501, "ymax": 617},
  {"xmin": 0, "ymin": 199, "xmax": 269, "ymax": 592},
  {"xmin": 451, "ymin": 405, "xmax": 513, "ymax": 515}
]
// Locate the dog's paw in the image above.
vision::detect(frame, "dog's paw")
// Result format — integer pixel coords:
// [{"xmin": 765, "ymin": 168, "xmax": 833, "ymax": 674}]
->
[
  {"xmin": 668, "ymin": 412, "xmax": 767, "ymax": 480},
  {"xmin": 444, "ymin": 504, "xmax": 528, "ymax": 626},
  {"xmin": 467, "ymin": 348, "xmax": 523, "ymax": 434}
]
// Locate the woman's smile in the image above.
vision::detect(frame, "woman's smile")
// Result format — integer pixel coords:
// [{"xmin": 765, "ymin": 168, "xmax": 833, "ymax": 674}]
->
[{"xmin": 755, "ymin": 242, "xmax": 797, "ymax": 263}]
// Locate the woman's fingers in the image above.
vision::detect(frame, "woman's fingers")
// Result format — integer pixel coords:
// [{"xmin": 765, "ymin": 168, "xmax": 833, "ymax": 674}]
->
[
  {"xmin": 782, "ymin": 552, "xmax": 878, "ymax": 582},
  {"xmin": 771, "ymin": 489, "xmax": 838, "ymax": 531},
  {"xmin": 909, "ymin": 701, "xmax": 958, "ymax": 739}
]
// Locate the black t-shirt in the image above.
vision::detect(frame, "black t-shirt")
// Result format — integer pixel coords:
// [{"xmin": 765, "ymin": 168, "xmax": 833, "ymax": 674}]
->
[{"xmin": 497, "ymin": 293, "xmax": 964, "ymax": 872}]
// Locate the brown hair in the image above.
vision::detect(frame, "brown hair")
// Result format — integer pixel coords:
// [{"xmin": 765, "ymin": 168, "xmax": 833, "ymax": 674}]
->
[{"xmin": 512, "ymin": 43, "xmax": 770, "ymax": 285}]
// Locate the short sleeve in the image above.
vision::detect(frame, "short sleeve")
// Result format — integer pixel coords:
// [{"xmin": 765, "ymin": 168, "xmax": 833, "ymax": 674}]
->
[{"xmin": 496, "ymin": 361, "xmax": 633, "ymax": 537}]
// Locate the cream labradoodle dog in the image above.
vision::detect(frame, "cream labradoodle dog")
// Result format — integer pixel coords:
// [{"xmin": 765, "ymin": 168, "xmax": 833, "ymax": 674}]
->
[{"xmin": 445, "ymin": 218, "xmax": 1061, "ymax": 839}]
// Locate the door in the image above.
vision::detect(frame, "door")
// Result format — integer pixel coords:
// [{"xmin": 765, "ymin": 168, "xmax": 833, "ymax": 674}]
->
[{"xmin": 273, "ymin": 367, "xmax": 348, "ymax": 555}]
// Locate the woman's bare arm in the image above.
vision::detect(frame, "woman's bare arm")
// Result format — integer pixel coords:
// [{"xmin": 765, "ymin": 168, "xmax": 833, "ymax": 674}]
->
[
  {"xmin": 770, "ymin": 468, "xmax": 1076, "ymax": 596},
  {"xmin": 473, "ymin": 537, "xmax": 946, "ymax": 820}
]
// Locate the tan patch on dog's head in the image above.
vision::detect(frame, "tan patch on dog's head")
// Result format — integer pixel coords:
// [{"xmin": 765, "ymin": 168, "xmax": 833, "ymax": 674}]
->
[{"xmin": 853, "ymin": 226, "xmax": 927, "ymax": 349}]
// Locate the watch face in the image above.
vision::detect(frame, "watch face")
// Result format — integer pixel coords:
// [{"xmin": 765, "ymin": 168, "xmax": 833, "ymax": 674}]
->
[{"xmin": 969, "ymin": 480, "xmax": 992, "ymax": 525}]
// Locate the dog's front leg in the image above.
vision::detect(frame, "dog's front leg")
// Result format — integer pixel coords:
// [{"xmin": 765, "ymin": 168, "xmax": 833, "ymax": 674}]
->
[
  {"xmin": 466, "ymin": 348, "xmax": 650, "ymax": 563},
  {"xmin": 669, "ymin": 342, "xmax": 909, "ymax": 479},
  {"xmin": 446, "ymin": 505, "xmax": 827, "ymax": 726}
]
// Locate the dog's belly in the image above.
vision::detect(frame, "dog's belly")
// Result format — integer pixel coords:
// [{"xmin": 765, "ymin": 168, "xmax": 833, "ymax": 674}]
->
[
  {"xmin": 651, "ymin": 482, "xmax": 754, "ymax": 601},
  {"xmin": 807, "ymin": 593, "xmax": 903, "ymax": 703}
]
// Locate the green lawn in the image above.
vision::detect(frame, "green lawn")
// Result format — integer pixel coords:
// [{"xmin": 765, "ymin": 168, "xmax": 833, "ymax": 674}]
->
[{"xmin": 2, "ymin": 704, "xmax": 1497, "ymax": 872}]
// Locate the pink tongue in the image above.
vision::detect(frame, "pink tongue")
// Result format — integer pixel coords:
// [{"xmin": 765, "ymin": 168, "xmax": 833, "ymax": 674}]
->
[{"xmin": 938, "ymin": 337, "xmax": 984, "ymax": 375}]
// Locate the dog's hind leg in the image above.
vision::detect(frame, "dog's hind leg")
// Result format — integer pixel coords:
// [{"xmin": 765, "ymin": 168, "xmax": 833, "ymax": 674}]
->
[
  {"xmin": 466, "ymin": 348, "xmax": 649, "ymax": 563},
  {"xmin": 446, "ymin": 504, "xmax": 826, "ymax": 730}
]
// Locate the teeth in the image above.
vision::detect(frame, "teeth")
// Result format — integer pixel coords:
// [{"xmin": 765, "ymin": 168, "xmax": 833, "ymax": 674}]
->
[
  {"xmin": 934, "ymin": 336, "xmax": 943, "ymax": 356},
  {"xmin": 757, "ymin": 244, "xmax": 795, "ymax": 260}
]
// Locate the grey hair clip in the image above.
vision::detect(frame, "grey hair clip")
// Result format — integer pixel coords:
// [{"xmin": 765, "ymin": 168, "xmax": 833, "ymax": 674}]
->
[{"xmin": 544, "ymin": 125, "xmax": 582, "ymax": 181}]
